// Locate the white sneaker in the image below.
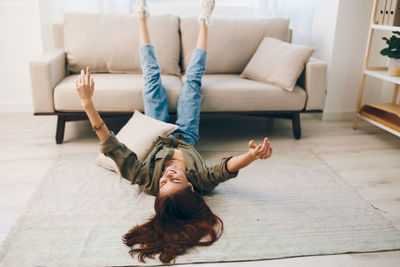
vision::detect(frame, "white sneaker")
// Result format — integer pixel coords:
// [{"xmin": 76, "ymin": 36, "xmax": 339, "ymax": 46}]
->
[
  {"xmin": 136, "ymin": 0, "xmax": 150, "ymax": 18},
  {"xmin": 198, "ymin": 0, "xmax": 215, "ymax": 25}
]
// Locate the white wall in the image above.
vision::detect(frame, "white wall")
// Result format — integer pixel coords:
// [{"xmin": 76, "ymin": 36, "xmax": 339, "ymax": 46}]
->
[
  {"xmin": 318, "ymin": 0, "xmax": 394, "ymax": 120},
  {"xmin": 310, "ymin": 0, "xmax": 339, "ymax": 76},
  {"xmin": 0, "ymin": 0, "xmax": 42, "ymax": 113}
]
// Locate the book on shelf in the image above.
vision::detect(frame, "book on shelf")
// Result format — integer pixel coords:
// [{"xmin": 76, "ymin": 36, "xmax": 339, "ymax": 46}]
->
[{"xmin": 376, "ymin": 0, "xmax": 400, "ymax": 26}]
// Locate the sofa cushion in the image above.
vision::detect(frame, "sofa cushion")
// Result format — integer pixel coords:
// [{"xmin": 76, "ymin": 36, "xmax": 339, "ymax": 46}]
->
[
  {"xmin": 53, "ymin": 74, "xmax": 183, "ymax": 112},
  {"xmin": 54, "ymin": 74, "xmax": 306, "ymax": 113},
  {"xmin": 180, "ymin": 17, "xmax": 289, "ymax": 74},
  {"xmin": 194, "ymin": 74, "xmax": 306, "ymax": 111},
  {"xmin": 63, "ymin": 13, "xmax": 181, "ymax": 76},
  {"xmin": 241, "ymin": 37, "xmax": 316, "ymax": 92}
]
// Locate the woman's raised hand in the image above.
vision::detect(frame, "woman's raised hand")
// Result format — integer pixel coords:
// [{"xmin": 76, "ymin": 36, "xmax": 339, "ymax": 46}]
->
[
  {"xmin": 248, "ymin": 137, "xmax": 272, "ymax": 160},
  {"xmin": 76, "ymin": 66, "xmax": 95, "ymax": 105}
]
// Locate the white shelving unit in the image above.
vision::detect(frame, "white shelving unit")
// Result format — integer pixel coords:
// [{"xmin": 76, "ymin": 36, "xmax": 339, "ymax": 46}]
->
[
  {"xmin": 371, "ymin": 24, "xmax": 400, "ymax": 31},
  {"xmin": 353, "ymin": 0, "xmax": 400, "ymax": 136},
  {"xmin": 357, "ymin": 113, "xmax": 400, "ymax": 137},
  {"xmin": 364, "ymin": 69, "xmax": 400, "ymax": 84}
]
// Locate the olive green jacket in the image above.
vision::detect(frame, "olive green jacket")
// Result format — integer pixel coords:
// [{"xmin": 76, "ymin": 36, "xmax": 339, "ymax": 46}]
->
[{"xmin": 100, "ymin": 132, "xmax": 239, "ymax": 195}]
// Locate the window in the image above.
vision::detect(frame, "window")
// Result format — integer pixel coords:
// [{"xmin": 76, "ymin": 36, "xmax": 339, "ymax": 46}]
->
[{"xmin": 148, "ymin": 0, "xmax": 260, "ymax": 18}]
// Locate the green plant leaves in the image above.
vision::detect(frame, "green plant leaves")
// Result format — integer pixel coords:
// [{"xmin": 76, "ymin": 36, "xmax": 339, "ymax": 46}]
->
[{"xmin": 380, "ymin": 31, "xmax": 400, "ymax": 58}]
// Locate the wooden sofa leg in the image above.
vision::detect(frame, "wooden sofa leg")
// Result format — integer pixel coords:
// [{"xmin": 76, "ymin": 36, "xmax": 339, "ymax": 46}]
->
[
  {"xmin": 292, "ymin": 112, "xmax": 301, "ymax": 140},
  {"xmin": 56, "ymin": 115, "xmax": 66, "ymax": 144}
]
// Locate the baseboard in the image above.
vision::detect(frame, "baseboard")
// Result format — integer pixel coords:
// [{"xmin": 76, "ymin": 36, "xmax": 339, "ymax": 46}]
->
[
  {"xmin": 322, "ymin": 111, "xmax": 355, "ymax": 121},
  {"xmin": 301, "ymin": 113, "xmax": 323, "ymax": 120},
  {"xmin": 0, "ymin": 103, "xmax": 33, "ymax": 113}
]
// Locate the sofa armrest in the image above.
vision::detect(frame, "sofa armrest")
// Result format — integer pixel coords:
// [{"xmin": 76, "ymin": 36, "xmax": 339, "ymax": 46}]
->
[
  {"xmin": 29, "ymin": 49, "xmax": 66, "ymax": 113},
  {"xmin": 297, "ymin": 57, "xmax": 327, "ymax": 111}
]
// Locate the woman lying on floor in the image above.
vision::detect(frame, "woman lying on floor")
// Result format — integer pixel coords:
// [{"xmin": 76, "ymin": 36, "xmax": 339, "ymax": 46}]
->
[{"xmin": 75, "ymin": 0, "xmax": 272, "ymax": 264}]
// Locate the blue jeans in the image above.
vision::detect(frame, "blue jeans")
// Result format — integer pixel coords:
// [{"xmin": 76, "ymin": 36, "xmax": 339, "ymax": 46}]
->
[{"xmin": 140, "ymin": 44, "xmax": 207, "ymax": 146}]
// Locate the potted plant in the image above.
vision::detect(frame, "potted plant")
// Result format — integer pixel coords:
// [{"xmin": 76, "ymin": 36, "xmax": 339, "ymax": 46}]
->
[{"xmin": 380, "ymin": 31, "xmax": 400, "ymax": 76}]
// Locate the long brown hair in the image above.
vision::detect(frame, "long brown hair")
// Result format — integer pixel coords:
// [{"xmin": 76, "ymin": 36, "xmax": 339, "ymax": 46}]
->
[{"xmin": 122, "ymin": 187, "xmax": 223, "ymax": 264}]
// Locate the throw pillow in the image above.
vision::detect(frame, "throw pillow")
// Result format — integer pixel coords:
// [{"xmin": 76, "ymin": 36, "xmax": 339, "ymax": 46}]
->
[
  {"xmin": 240, "ymin": 37, "xmax": 317, "ymax": 92},
  {"xmin": 95, "ymin": 110, "xmax": 179, "ymax": 174}
]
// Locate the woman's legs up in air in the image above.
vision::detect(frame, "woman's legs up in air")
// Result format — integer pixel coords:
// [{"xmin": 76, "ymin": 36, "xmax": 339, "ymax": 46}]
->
[
  {"xmin": 138, "ymin": 3, "xmax": 170, "ymax": 122},
  {"xmin": 171, "ymin": 17, "xmax": 209, "ymax": 146},
  {"xmin": 137, "ymin": 0, "xmax": 214, "ymax": 142}
]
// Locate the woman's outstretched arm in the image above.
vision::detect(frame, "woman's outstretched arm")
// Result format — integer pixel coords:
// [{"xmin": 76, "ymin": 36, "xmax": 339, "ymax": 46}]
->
[
  {"xmin": 76, "ymin": 67, "xmax": 142, "ymax": 182},
  {"xmin": 76, "ymin": 66, "xmax": 110, "ymax": 141},
  {"xmin": 226, "ymin": 138, "xmax": 272, "ymax": 172}
]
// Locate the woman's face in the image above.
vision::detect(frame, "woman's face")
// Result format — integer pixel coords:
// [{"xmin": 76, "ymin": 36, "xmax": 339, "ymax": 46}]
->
[{"xmin": 159, "ymin": 166, "xmax": 194, "ymax": 196}]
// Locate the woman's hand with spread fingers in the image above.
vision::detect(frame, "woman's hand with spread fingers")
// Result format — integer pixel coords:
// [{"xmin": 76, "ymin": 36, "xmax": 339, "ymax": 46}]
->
[
  {"xmin": 248, "ymin": 138, "xmax": 272, "ymax": 160},
  {"xmin": 76, "ymin": 66, "xmax": 95, "ymax": 106},
  {"xmin": 226, "ymin": 137, "xmax": 272, "ymax": 173}
]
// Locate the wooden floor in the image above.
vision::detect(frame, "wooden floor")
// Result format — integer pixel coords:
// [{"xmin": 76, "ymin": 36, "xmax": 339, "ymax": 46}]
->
[{"xmin": 0, "ymin": 112, "xmax": 399, "ymax": 266}]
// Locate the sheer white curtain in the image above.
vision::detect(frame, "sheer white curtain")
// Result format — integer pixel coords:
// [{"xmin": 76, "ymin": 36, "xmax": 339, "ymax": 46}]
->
[
  {"xmin": 62, "ymin": 0, "xmax": 134, "ymax": 13},
  {"xmin": 257, "ymin": 0, "xmax": 316, "ymax": 45},
  {"xmin": 39, "ymin": 0, "xmax": 315, "ymax": 50}
]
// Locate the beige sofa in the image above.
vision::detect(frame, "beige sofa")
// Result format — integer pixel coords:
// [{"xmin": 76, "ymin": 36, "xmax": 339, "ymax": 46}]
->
[{"xmin": 30, "ymin": 13, "xmax": 327, "ymax": 144}]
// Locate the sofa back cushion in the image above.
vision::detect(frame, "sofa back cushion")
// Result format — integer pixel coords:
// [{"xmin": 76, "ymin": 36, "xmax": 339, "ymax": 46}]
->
[
  {"xmin": 180, "ymin": 17, "xmax": 289, "ymax": 74},
  {"xmin": 62, "ymin": 13, "xmax": 181, "ymax": 76}
]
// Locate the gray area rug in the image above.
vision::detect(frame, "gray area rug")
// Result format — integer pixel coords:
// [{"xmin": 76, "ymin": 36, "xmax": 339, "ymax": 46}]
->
[{"xmin": 1, "ymin": 149, "xmax": 400, "ymax": 266}]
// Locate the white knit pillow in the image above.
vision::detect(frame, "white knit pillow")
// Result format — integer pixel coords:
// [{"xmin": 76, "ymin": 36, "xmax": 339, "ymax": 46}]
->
[
  {"xmin": 95, "ymin": 110, "xmax": 179, "ymax": 173},
  {"xmin": 240, "ymin": 37, "xmax": 316, "ymax": 92}
]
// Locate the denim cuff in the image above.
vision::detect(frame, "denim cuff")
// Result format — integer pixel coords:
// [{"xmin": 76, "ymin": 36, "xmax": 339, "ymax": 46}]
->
[
  {"xmin": 193, "ymin": 48, "xmax": 207, "ymax": 57},
  {"xmin": 139, "ymin": 44, "xmax": 155, "ymax": 59},
  {"xmin": 139, "ymin": 44, "xmax": 154, "ymax": 51}
]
